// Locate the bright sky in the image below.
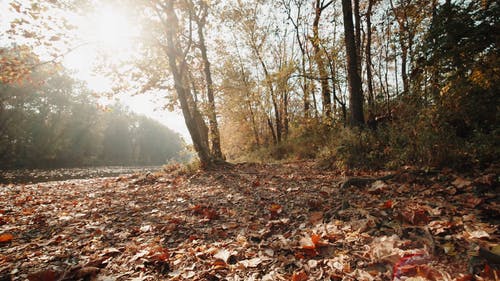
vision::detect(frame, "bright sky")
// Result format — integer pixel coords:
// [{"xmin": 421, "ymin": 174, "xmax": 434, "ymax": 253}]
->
[
  {"xmin": 1, "ymin": 1, "xmax": 190, "ymax": 142},
  {"xmin": 64, "ymin": 3, "xmax": 190, "ymax": 142}
]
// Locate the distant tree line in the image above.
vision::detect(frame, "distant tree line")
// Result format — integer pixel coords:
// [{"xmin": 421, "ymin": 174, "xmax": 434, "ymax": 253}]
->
[{"xmin": 0, "ymin": 70, "xmax": 185, "ymax": 169}]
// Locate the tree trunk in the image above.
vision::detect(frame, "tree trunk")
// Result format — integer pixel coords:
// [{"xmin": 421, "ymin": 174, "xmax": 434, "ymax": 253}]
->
[
  {"xmin": 162, "ymin": 2, "xmax": 212, "ymax": 166},
  {"xmin": 400, "ymin": 39, "xmax": 409, "ymax": 94},
  {"xmin": 365, "ymin": 0, "xmax": 375, "ymax": 111},
  {"xmin": 389, "ymin": 0, "xmax": 410, "ymax": 95},
  {"xmin": 311, "ymin": 0, "xmax": 332, "ymax": 123},
  {"xmin": 341, "ymin": 0, "xmax": 364, "ymax": 127},
  {"xmin": 285, "ymin": 0, "xmax": 310, "ymax": 119},
  {"xmin": 353, "ymin": 0, "xmax": 362, "ymax": 78},
  {"xmin": 430, "ymin": 0, "xmax": 439, "ymax": 99},
  {"xmin": 255, "ymin": 48, "xmax": 281, "ymax": 143},
  {"xmin": 194, "ymin": 3, "xmax": 223, "ymax": 160}
]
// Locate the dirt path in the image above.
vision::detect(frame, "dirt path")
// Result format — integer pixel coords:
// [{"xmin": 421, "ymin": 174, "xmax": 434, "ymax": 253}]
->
[
  {"xmin": 0, "ymin": 161, "xmax": 498, "ymax": 280},
  {"xmin": 0, "ymin": 166, "xmax": 163, "ymax": 185}
]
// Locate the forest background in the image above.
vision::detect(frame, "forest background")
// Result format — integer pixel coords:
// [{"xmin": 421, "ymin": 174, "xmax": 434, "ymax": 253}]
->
[{"xmin": 0, "ymin": 0, "xmax": 498, "ymax": 170}]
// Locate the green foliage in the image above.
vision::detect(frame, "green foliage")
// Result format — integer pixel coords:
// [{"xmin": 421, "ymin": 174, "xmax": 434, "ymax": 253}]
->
[{"xmin": 0, "ymin": 71, "xmax": 185, "ymax": 169}]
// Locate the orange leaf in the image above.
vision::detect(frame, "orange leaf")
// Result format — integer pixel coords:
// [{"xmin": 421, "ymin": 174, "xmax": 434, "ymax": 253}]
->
[
  {"xmin": 269, "ymin": 204, "xmax": 282, "ymax": 214},
  {"xmin": 311, "ymin": 234, "xmax": 321, "ymax": 246},
  {"xmin": 292, "ymin": 271, "xmax": 308, "ymax": 281},
  {"xmin": 0, "ymin": 233, "xmax": 13, "ymax": 243},
  {"xmin": 383, "ymin": 200, "xmax": 393, "ymax": 209},
  {"xmin": 213, "ymin": 260, "xmax": 226, "ymax": 267}
]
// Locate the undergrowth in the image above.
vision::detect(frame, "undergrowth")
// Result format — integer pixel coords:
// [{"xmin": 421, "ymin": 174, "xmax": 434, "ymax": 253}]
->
[{"xmin": 232, "ymin": 114, "xmax": 498, "ymax": 172}]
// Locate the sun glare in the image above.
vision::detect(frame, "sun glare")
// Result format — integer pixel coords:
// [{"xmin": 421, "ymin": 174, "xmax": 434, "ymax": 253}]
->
[
  {"xmin": 64, "ymin": 3, "xmax": 138, "ymax": 91},
  {"xmin": 92, "ymin": 5, "xmax": 134, "ymax": 51}
]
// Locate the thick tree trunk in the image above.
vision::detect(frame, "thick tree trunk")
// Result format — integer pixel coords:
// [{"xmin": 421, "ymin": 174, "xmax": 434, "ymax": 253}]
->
[
  {"xmin": 163, "ymin": 2, "xmax": 212, "ymax": 166},
  {"xmin": 342, "ymin": 0, "xmax": 364, "ymax": 127}
]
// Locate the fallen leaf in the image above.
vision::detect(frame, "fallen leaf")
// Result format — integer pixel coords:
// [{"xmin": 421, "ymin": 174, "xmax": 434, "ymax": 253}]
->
[
  {"xmin": 382, "ymin": 199, "xmax": 394, "ymax": 209},
  {"xmin": 442, "ymin": 242, "xmax": 456, "ymax": 255},
  {"xmin": 452, "ymin": 177, "xmax": 472, "ymax": 189},
  {"xmin": 291, "ymin": 271, "xmax": 308, "ymax": 281},
  {"xmin": 239, "ymin": 257, "xmax": 263, "ymax": 268},
  {"xmin": 467, "ymin": 230, "xmax": 490, "ymax": 239},
  {"xmin": 0, "ymin": 233, "xmax": 13, "ymax": 243},
  {"xmin": 140, "ymin": 225, "xmax": 152, "ymax": 232},
  {"xmin": 269, "ymin": 204, "xmax": 282, "ymax": 215},
  {"xmin": 309, "ymin": 211, "xmax": 323, "ymax": 224},
  {"xmin": 213, "ymin": 249, "xmax": 231, "ymax": 263},
  {"xmin": 400, "ymin": 205, "xmax": 430, "ymax": 225},
  {"xmin": 76, "ymin": 267, "xmax": 100, "ymax": 279},
  {"xmin": 393, "ymin": 251, "xmax": 431, "ymax": 280},
  {"xmin": 300, "ymin": 236, "xmax": 316, "ymax": 250},
  {"xmin": 368, "ymin": 180, "xmax": 388, "ymax": 194},
  {"xmin": 27, "ymin": 270, "xmax": 60, "ymax": 281}
]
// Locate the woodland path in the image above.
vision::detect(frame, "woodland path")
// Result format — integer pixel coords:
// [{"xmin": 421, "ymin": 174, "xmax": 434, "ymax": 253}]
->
[{"xmin": 0, "ymin": 161, "xmax": 498, "ymax": 280}]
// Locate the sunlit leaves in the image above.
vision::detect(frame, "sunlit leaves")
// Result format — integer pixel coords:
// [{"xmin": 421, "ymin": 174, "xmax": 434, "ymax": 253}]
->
[
  {"xmin": 0, "ymin": 46, "xmax": 40, "ymax": 84},
  {"xmin": 10, "ymin": 2, "xmax": 21, "ymax": 13},
  {"xmin": 3, "ymin": 0, "xmax": 80, "ymax": 83}
]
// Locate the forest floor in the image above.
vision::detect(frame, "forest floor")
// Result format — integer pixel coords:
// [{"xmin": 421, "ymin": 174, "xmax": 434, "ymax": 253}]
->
[{"xmin": 0, "ymin": 161, "xmax": 498, "ymax": 281}]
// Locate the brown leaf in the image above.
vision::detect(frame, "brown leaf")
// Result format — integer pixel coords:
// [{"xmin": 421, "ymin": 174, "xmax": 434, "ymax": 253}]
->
[
  {"xmin": 75, "ymin": 267, "xmax": 100, "ymax": 279},
  {"xmin": 27, "ymin": 270, "xmax": 60, "ymax": 281},
  {"xmin": 400, "ymin": 206, "xmax": 430, "ymax": 225},
  {"xmin": 309, "ymin": 211, "xmax": 323, "ymax": 224},
  {"xmin": 10, "ymin": 3, "xmax": 21, "ymax": 13},
  {"xmin": 452, "ymin": 177, "xmax": 472, "ymax": 189}
]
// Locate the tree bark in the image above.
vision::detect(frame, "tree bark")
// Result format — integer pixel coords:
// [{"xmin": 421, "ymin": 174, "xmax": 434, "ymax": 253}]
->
[
  {"xmin": 285, "ymin": 0, "xmax": 310, "ymax": 119},
  {"xmin": 193, "ymin": 1, "xmax": 223, "ymax": 160},
  {"xmin": 353, "ymin": 0, "xmax": 362, "ymax": 78},
  {"xmin": 341, "ymin": 0, "xmax": 364, "ymax": 127},
  {"xmin": 389, "ymin": 0, "xmax": 410, "ymax": 95},
  {"xmin": 162, "ymin": 2, "xmax": 212, "ymax": 166},
  {"xmin": 235, "ymin": 42, "xmax": 261, "ymax": 146},
  {"xmin": 311, "ymin": 0, "xmax": 332, "ymax": 123},
  {"xmin": 253, "ymin": 41, "xmax": 281, "ymax": 143},
  {"xmin": 365, "ymin": 0, "xmax": 375, "ymax": 111}
]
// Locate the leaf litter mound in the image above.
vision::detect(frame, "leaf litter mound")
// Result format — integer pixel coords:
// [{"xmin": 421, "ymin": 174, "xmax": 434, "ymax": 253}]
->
[{"xmin": 0, "ymin": 161, "xmax": 498, "ymax": 280}]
